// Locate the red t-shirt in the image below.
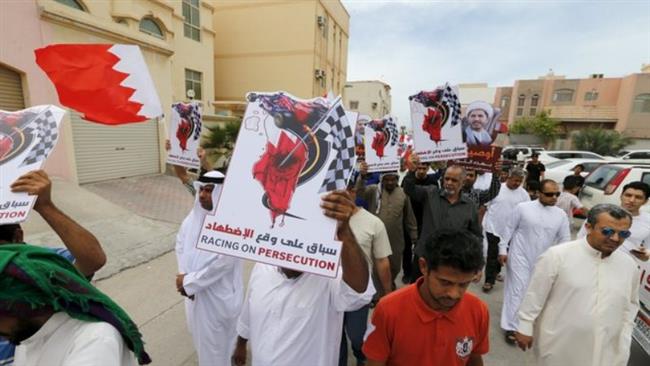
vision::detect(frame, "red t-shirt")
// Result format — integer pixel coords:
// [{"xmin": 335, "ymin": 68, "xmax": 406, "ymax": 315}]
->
[{"xmin": 363, "ymin": 277, "xmax": 490, "ymax": 366}]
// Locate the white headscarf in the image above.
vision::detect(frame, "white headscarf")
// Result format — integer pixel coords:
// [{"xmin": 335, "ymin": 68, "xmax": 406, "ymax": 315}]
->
[
  {"xmin": 178, "ymin": 170, "xmax": 225, "ymax": 273},
  {"xmin": 376, "ymin": 171, "xmax": 399, "ymax": 214},
  {"xmin": 466, "ymin": 101, "xmax": 494, "ymax": 121}
]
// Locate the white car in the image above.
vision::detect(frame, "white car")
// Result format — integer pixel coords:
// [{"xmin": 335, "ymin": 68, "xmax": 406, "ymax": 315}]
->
[
  {"xmin": 543, "ymin": 159, "xmax": 607, "ymax": 184},
  {"xmin": 579, "ymin": 162, "xmax": 650, "ymax": 357},
  {"xmin": 580, "ymin": 162, "xmax": 650, "ymax": 212},
  {"xmin": 617, "ymin": 150, "xmax": 650, "ymax": 164},
  {"xmin": 536, "ymin": 150, "xmax": 607, "ymax": 165}
]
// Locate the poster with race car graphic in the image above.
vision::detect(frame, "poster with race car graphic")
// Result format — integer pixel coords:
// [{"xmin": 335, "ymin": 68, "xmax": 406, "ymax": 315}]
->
[
  {"xmin": 0, "ymin": 105, "xmax": 65, "ymax": 224},
  {"xmin": 409, "ymin": 83, "xmax": 467, "ymax": 162},
  {"xmin": 363, "ymin": 115, "xmax": 400, "ymax": 173},
  {"xmin": 167, "ymin": 101, "xmax": 202, "ymax": 169},
  {"xmin": 197, "ymin": 92, "xmax": 357, "ymax": 277}
]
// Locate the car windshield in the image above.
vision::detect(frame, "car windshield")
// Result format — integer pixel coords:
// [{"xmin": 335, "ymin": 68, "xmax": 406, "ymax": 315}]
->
[
  {"xmin": 585, "ymin": 165, "xmax": 622, "ymax": 190},
  {"xmin": 546, "ymin": 160, "xmax": 570, "ymax": 169}
]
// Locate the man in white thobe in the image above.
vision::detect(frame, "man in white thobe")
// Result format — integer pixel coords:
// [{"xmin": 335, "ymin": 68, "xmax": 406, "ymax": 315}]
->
[
  {"xmin": 232, "ymin": 191, "xmax": 375, "ymax": 366},
  {"xmin": 514, "ymin": 204, "xmax": 639, "ymax": 366},
  {"xmin": 175, "ymin": 171, "xmax": 244, "ymax": 366},
  {"xmin": 481, "ymin": 167, "xmax": 529, "ymax": 292},
  {"xmin": 498, "ymin": 180, "xmax": 570, "ymax": 341}
]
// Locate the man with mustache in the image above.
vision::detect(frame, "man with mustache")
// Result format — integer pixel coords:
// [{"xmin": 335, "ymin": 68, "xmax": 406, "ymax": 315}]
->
[
  {"xmin": 515, "ymin": 204, "xmax": 639, "ymax": 366},
  {"xmin": 403, "ymin": 157, "xmax": 482, "ymax": 283}
]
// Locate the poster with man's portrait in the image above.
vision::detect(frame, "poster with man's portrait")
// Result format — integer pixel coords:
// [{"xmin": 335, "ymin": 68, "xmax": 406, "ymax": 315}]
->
[
  {"xmin": 453, "ymin": 100, "xmax": 507, "ymax": 172},
  {"xmin": 0, "ymin": 105, "xmax": 65, "ymax": 224},
  {"xmin": 197, "ymin": 91, "xmax": 357, "ymax": 277}
]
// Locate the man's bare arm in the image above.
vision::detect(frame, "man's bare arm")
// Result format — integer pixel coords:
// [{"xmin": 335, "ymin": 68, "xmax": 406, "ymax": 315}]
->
[
  {"xmin": 321, "ymin": 191, "xmax": 369, "ymax": 292},
  {"xmin": 11, "ymin": 170, "xmax": 106, "ymax": 276}
]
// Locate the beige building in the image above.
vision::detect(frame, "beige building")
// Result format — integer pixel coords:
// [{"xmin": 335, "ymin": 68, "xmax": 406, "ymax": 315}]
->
[
  {"xmin": 458, "ymin": 83, "xmax": 496, "ymax": 108},
  {"xmin": 211, "ymin": 0, "xmax": 349, "ymax": 114},
  {"xmin": 343, "ymin": 80, "xmax": 391, "ymax": 119},
  {"xmin": 495, "ymin": 67, "xmax": 650, "ymax": 147},
  {"xmin": 0, "ymin": 0, "xmax": 216, "ymax": 183}
]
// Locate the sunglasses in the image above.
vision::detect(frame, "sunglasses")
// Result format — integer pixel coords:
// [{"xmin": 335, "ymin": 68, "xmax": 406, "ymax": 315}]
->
[
  {"xmin": 540, "ymin": 191, "xmax": 561, "ymax": 197},
  {"xmin": 600, "ymin": 227, "xmax": 632, "ymax": 239}
]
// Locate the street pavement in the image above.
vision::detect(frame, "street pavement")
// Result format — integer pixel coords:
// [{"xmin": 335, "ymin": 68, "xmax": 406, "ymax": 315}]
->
[{"xmin": 20, "ymin": 173, "xmax": 650, "ymax": 365}]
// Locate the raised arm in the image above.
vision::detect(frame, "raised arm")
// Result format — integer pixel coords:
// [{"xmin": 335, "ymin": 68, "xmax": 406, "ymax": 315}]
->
[
  {"xmin": 11, "ymin": 170, "xmax": 106, "ymax": 277},
  {"xmin": 321, "ymin": 191, "xmax": 369, "ymax": 292},
  {"xmin": 477, "ymin": 164, "xmax": 502, "ymax": 206}
]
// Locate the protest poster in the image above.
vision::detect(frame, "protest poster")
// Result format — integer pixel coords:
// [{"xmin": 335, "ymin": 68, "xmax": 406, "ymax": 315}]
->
[
  {"xmin": 363, "ymin": 115, "xmax": 400, "ymax": 173},
  {"xmin": 0, "ymin": 105, "xmax": 65, "ymax": 224},
  {"xmin": 197, "ymin": 92, "xmax": 357, "ymax": 277},
  {"xmin": 409, "ymin": 84, "xmax": 467, "ymax": 162},
  {"xmin": 451, "ymin": 100, "xmax": 507, "ymax": 172},
  {"xmin": 166, "ymin": 101, "xmax": 202, "ymax": 169},
  {"xmin": 354, "ymin": 114, "xmax": 370, "ymax": 160}
]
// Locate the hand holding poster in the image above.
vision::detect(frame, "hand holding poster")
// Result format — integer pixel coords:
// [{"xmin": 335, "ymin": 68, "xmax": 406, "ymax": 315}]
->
[
  {"xmin": 409, "ymin": 84, "xmax": 467, "ymax": 162},
  {"xmin": 197, "ymin": 92, "xmax": 357, "ymax": 277},
  {"xmin": 167, "ymin": 101, "xmax": 202, "ymax": 169},
  {"xmin": 363, "ymin": 115, "xmax": 400, "ymax": 173},
  {"xmin": 0, "ymin": 105, "xmax": 65, "ymax": 224}
]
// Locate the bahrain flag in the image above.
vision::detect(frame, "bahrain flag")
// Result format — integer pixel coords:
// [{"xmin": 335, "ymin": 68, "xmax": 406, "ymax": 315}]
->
[{"xmin": 35, "ymin": 44, "xmax": 163, "ymax": 125}]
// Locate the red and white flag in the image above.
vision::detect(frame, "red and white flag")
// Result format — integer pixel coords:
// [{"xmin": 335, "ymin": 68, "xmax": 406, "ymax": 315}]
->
[{"xmin": 35, "ymin": 44, "xmax": 163, "ymax": 125}]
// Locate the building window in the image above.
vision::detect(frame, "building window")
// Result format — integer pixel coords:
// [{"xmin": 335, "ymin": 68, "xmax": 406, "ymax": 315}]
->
[
  {"xmin": 531, "ymin": 94, "xmax": 539, "ymax": 107},
  {"xmin": 55, "ymin": 0, "xmax": 85, "ymax": 11},
  {"xmin": 633, "ymin": 94, "xmax": 650, "ymax": 113},
  {"xmin": 185, "ymin": 69, "xmax": 202, "ymax": 100},
  {"xmin": 553, "ymin": 89, "xmax": 574, "ymax": 103},
  {"xmin": 139, "ymin": 18, "xmax": 164, "ymax": 38},
  {"xmin": 183, "ymin": 0, "xmax": 201, "ymax": 41},
  {"xmin": 529, "ymin": 108, "xmax": 537, "ymax": 116},
  {"xmin": 517, "ymin": 94, "xmax": 525, "ymax": 107},
  {"xmin": 500, "ymin": 96, "xmax": 510, "ymax": 108},
  {"xmin": 516, "ymin": 108, "xmax": 523, "ymax": 116},
  {"xmin": 349, "ymin": 101, "xmax": 359, "ymax": 110},
  {"xmin": 584, "ymin": 91, "xmax": 599, "ymax": 101}
]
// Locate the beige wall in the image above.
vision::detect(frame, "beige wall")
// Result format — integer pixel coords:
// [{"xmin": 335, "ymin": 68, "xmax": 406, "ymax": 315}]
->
[
  {"xmin": 212, "ymin": 0, "xmax": 349, "ymax": 102},
  {"xmin": 343, "ymin": 81, "xmax": 391, "ymax": 119},
  {"xmin": 617, "ymin": 73, "xmax": 650, "ymax": 137},
  {"xmin": 0, "ymin": 0, "xmax": 216, "ymax": 182}
]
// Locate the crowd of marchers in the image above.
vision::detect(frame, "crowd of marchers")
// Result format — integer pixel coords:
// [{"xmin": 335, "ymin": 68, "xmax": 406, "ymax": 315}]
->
[{"xmin": 1, "ymin": 147, "xmax": 649, "ymax": 366}]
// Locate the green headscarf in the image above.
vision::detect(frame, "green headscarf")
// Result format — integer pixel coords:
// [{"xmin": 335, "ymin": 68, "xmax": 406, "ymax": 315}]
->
[{"xmin": 0, "ymin": 244, "xmax": 151, "ymax": 364}]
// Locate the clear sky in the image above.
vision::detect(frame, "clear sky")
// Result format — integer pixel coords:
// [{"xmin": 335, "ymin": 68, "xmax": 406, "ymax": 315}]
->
[{"xmin": 341, "ymin": 0, "xmax": 650, "ymax": 125}]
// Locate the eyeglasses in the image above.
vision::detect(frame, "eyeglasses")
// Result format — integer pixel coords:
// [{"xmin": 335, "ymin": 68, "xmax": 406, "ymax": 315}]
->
[
  {"xmin": 600, "ymin": 227, "xmax": 632, "ymax": 239},
  {"xmin": 540, "ymin": 191, "xmax": 561, "ymax": 197}
]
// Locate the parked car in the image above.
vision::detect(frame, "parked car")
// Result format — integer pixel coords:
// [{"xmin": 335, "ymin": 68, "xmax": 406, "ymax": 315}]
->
[
  {"xmin": 536, "ymin": 150, "xmax": 606, "ymax": 165},
  {"xmin": 579, "ymin": 162, "xmax": 650, "ymax": 357},
  {"xmin": 579, "ymin": 162, "xmax": 650, "ymax": 211},
  {"xmin": 617, "ymin": 150, "xmax": 650, "ymax": 164},
  {"xmin": 543, "ymin": 158, "xmax": 606, "ymax": 184},
  {"xmin": 501, "ymin": 145, "xmax": 545, "ymax": 161}
]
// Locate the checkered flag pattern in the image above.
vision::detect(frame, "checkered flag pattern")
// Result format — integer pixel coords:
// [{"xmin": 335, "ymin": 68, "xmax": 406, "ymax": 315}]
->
[
  {"xmin": 20, "ymin": 109, "xmax": 60, "ymax": 167},
  {"xmin": 385, "ymin": 116, "xmax": 398, "ymax": 146},
  {"xmin": 190, "ymin": 102, "xmax": 202, "ymax": 140},
  {"xmin": 441, "ymin": 84, "xmax": 461, "ymax": 127},
  {"xmin": 314, "ymin": 102, "xmax": 356, "ymax": 193}
]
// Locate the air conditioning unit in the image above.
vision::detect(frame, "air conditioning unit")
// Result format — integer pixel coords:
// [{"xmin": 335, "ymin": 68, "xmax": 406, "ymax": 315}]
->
[
  {"xmin": 317, "ymin": 16, "xmax": 326, "ymax": 27},
  {"xmin": 314, "ymin": 69, "xmax": 326, "ymax": 79}
]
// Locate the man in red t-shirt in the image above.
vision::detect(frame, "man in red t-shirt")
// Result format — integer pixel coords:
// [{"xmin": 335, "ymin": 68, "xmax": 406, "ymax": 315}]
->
[{"xmin": 363, "ymin": 229, "xmax": 489, "ymax": 366}]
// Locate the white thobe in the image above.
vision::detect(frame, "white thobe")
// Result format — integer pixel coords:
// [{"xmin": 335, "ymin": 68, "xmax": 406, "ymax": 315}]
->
[
  {"xmin": 237, "ymin": 264, "xmax": 375, "ymax": 366},
  {"xmin": 499, "ymin": 200, "xmax": 570, "ymax": 331},
  {"xmin": 175, "ymin": 181, "xmax": 244, "ymax": 366},
  {"xmin": 517, "ymin": 239, "xmax": 639, "ymax": 366},
  {"xmin": 578, "ymin": 211, "xmax": 650, "ymax": 259},
  {"xmin": 14, "ymin": 312, "xmax": 137, "ymax": 366},
  {"xmin": 482, "ymin": 183, "xmax": 530, "ymax": 239}
]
